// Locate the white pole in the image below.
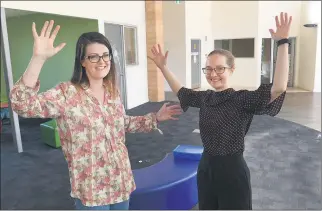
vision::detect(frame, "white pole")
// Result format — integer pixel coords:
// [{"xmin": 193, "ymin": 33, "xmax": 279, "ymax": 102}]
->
[{"xmin": 0, "ymin": 7, "xmax": 23, "ymax": 153}]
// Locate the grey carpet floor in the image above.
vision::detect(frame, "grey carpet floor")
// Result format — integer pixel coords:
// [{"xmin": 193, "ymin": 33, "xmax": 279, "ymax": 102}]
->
[{"xmin": 1, "ymin": 101, "xmax": 321, "ymax": 209}]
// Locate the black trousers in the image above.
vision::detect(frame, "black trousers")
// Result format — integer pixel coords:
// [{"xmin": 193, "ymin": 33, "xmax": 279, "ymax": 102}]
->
[{"xmin": 197, "ymin": 152, "xmax": 252, "ymax": 210}]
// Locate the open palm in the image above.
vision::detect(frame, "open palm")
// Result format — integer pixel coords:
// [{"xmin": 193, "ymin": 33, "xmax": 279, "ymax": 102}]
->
[
  {"xmin": 269, "ymin": 12, "xmax": 292, "ymax": 41},
  {"xmin": 148, "ymin": 44, "xmax": 169, "ymax": 70},
  {"xmin": 156, "ymin": 103, "xmax": 182, "ymax": 122},
  {"xmin": 32, "ymin": 20, "xmax": 66, "ymax": 60}
]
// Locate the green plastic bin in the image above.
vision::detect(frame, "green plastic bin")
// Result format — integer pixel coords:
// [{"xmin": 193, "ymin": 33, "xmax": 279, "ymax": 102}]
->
[{"xmin": 40, "ymin": 119, "xmax": 61, "ymax": 148}]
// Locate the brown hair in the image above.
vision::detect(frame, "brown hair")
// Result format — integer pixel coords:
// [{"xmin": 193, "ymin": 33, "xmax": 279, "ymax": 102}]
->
[
  {"xmin": 70, "ymin": 32, "xmax": 117, "ymax": 99},
  {"xmin": 208, "ymin": 49, "xmax": 235, "ymax": 69}
]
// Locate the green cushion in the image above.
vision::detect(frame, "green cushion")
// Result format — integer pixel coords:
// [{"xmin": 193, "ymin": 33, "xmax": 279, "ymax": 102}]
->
[{"xmin": 40, "ymin": 119, "xmax": 61, "ymax": 148}]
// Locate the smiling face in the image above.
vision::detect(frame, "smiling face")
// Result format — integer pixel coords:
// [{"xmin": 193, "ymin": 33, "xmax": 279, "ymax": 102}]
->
[
  {"xmin": 204, "ymin": 50, "xmax": 235, "ymax": 91},
  {"xmin": 81, "ymin": 43, "xmax": 111, "ymax": 82},
  {"xmin": 71, "ymin": 32, "xmax": 118, "ymax": 99}
]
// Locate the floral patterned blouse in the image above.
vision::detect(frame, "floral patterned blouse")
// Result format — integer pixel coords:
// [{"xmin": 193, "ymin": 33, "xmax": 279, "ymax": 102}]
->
[{"xmin": 10, "ymin": 77, "xmax": 158, "ymax": 206}]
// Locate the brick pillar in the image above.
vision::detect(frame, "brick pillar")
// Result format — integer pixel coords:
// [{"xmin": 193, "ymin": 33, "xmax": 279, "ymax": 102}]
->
[{"xmin": 145, "ymin": 1, "xmax": 165, "ymax": 102}]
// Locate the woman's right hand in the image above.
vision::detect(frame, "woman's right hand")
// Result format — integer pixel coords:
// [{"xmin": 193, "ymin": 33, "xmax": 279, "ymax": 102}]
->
[
  {"xmin": 32, "ymin": 20, "xmax": 66, "ymax": 61},
  {"xmin": 148, "ymin": 44, "xmax": 169, "ymax": 70}
]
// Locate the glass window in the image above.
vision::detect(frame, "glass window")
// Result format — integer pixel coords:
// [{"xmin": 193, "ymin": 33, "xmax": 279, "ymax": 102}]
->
[
  {"xmin": 214, "ymin": 38, "xmax": 255, "ymax": 58},
  {"xmin": 124, "ymin": 26, "xmax": 138, "ymax": 65}
]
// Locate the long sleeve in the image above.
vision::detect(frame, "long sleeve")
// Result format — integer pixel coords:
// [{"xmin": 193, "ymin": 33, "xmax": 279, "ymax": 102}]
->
[
  {"xmin": 238, "ymin": 83, "xmax": 286, "ymax": 116},
  {"xmin": 9, "ymin": 77, "xmax": 67, "ymax": 118},
  {"xmin": 124, "ymin": 112, "xmax": 158, "ymax": 133},
  {"xmin": 177, "ymin": 87, "xmax": 206, "ymax": 112}
]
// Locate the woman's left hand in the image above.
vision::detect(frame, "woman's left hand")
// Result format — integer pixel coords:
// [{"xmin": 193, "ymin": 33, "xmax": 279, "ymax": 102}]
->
[
  {"xmin": 156, "ymin": 103, "xmax": 182, "ymax": 122},
  {"xmin": 269, "ymin": 12, "xmax": 292, "ymax": 40}
]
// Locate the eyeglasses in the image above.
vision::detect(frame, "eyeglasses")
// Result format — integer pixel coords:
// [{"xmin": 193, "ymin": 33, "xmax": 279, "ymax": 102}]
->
[
  {"xmin": 202, "ymin": 66, "xmax": 230, "ymax": 75},
  {"xmin": 85, "ymin": 54, "xmax": 111, "ymax": 63}
]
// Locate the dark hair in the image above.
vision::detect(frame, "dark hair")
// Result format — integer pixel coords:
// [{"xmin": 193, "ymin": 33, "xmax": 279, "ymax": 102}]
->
[
  {"xmin": 208, "ymin": 49, "xmax": 235, "ymax": 68},
  {"xmin": 71, "ymin": 32, "xmax": 117, "ymax": 99}
]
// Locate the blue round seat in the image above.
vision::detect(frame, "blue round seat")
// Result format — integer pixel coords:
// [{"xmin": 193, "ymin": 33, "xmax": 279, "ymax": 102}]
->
[{"xmin": 129, "ymin": 145, "xmax": 203, "ymax": 210}]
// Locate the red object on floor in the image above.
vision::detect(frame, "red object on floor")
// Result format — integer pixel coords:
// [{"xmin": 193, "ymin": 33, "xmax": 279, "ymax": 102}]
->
[
  {"xmin": 0, "ymin": 102, "xmax": 9, "ymax": 133},
  {"xmin": 0, "ymin": 102, "xmax": 8, "ymax": 108}
]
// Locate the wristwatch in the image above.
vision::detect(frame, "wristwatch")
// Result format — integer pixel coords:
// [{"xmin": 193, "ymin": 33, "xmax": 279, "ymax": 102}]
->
[{"xmin": 277, "ymin": 38, "xmax": 290, "ymax": 47}]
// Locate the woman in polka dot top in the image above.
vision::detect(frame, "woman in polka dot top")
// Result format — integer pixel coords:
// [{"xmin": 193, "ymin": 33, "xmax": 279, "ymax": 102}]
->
[{"xmin": 148, "ymin": 12, "xmax": 292, "ymax": 210}]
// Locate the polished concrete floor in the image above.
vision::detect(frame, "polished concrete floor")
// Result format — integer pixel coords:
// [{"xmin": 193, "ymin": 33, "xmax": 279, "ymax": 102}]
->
[
  {"xmin": 165, "ymin": 88, "xmax": 321, "ymax": 132},
  {"xmin": 277, "ymin": 91, "xmax": 321, "ymax": 131}
]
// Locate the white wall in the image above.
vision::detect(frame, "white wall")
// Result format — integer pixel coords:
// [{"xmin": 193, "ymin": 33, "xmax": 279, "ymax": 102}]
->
[
  {"xmin": 312, "ymin": 2, "xmax": 321, "ymax": 92},
  {"xmin": 162, "ymin": 1, "xmax": 213, "ymax": 91},
  {"xmin": 314, "ymin": 24, "xmax": 321, "ymax": 92},
  {"xmin": 2, "ymin": 1, "xmax": 149, "ymax": 109},
  {"xmin": 211, "ymin": 1, "xmax": 260, "ymax": 89},
  {"xmin": 258, "ymin": 1, "xmax": 302, "ymax": 88},
  {"xmin": 258, "ymin": 1, "xmax": 302, "ymax": 38},
  {"xmin": 297, "ymin": 1, "xmax": 321, "ymax": 92},
  {"xmin": 162, "ymin": 1, "xmax": 186, "ymax": 92},
  {"xmin": 209, "ymin": 1, "xmax": 305, "ymax": 90},
  {"xmin": 184, "ymin": 1, "xmax": 213, "ymax": 89},
  {"xmin": 163, "ymin": 1, "xmax": 306, "ymax": 91}
]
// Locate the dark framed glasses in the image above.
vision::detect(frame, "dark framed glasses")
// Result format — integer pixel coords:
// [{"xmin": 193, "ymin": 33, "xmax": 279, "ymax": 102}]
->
[{"xmin": 85, "ymin": 53, "xmax": 111, "ymax": 63}]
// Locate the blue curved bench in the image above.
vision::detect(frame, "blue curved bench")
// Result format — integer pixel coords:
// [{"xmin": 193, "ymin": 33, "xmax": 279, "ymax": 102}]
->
[{"xmin": 129, "ymin": 145, "xmax": 203, "ymax": 210}]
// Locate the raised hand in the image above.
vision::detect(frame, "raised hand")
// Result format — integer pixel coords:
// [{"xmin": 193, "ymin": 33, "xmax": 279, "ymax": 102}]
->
[
  {"xmin": 156, "ymin": 103, "xmax": 182, "ymax": 122},
  {"xmin": 32, "ymin": 20, "xmax": 66, "ymax": 60},
  {"xmin": 269, "ymin": 12, "xmax": 292, "ymax": 41},
  {"xmin": 148, "ymin": 44, "xmax": 169, "ymax": 70}
]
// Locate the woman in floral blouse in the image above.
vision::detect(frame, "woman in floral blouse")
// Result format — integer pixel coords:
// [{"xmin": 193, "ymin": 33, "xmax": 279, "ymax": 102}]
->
[{"xmin": 9, "ymin": 20, "xmax": 182, "ymax": 210}]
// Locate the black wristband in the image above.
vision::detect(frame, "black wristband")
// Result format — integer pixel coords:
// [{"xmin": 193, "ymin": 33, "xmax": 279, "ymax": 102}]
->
[{"xmin": 277, "ymin": 38, "xmax": 290, "ymax": 47}]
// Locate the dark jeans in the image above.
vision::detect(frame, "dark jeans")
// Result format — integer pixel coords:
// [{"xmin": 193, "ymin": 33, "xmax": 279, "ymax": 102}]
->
[{"xmin": 197, "ymin": 152, "xmax": 252, "ymax": 210}]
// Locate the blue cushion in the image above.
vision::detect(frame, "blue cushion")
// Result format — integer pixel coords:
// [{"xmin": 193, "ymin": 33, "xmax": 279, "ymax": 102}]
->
[
  {"xmin": 173, "ymin": 145, "xmax": 204, "ymax": 161},
  {"xmin": 130, "ymin": 153, "xmax": 199, "ymax": 210}
]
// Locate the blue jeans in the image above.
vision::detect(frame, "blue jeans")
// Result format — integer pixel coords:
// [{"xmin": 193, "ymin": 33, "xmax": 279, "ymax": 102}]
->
[{"xmin": 74, "ymin": 198, "xmax": 129, "ymax": 210}]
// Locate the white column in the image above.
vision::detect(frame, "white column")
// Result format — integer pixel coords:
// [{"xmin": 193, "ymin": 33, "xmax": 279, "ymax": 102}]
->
[
  {"xmin": 306, "ymin": 1, "xmax": 321, "ymax": 92},
  {"xmin": 98, "ymin": 20, "xmax": 105, "ymax": 34},
  {"xmin": 0, "ymin": 7, "xmax": 23, "ymax": 153},
  {"xmin": 314, "ymin": 24, "xmax": 321, "ymax": 92}
]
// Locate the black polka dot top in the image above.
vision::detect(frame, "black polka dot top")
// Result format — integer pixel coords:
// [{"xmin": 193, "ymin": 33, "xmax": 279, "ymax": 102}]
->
[{"xmin": 177, "ymin": 83, "xmax": 286, "ymax": 156}]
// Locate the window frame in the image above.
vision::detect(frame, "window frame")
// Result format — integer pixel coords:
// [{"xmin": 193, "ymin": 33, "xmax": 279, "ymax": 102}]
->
[
  {"xmin": 123, "ymin": 25, "xmax": 139, "ymax": 66},
  {"xmin": 214, "ymin": 38, "xmax": 255, "ymax": 58}
]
